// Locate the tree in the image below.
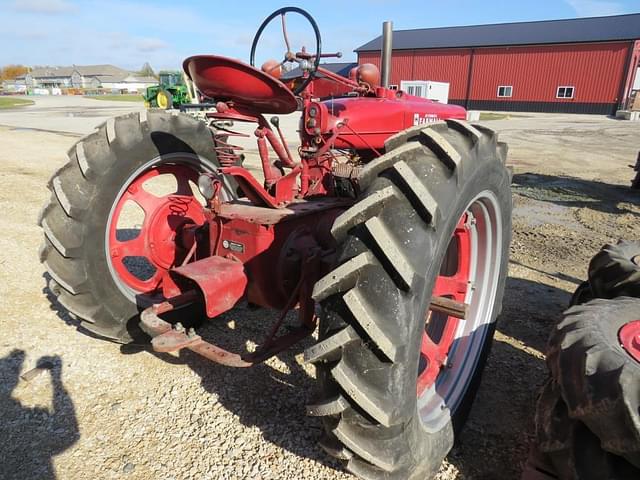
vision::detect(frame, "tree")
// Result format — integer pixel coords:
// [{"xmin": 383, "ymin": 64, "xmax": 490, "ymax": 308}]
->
[
  {"xmin": 0, "ymin": 65, "xmax": 30, "ymax": 81},
  {"xmin": 138, "ymin": 62, "xmax": 156, "ymax": 78}
]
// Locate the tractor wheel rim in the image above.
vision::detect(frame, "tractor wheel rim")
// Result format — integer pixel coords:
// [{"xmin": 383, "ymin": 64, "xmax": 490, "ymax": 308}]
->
[
  {"xmin": 417, "ymin": 190, "xmax": 503, "ymax": 432},
  {"xmin": 157, "ymin": 93, "xmax": 167, "ymax": 109},
  {"xmin": 619, "ymin": 320, "xmax": 640, "ymax": 363},
  {"xmin": 105, "ymin": 154, "xmax": 226, "ymax": 303}
]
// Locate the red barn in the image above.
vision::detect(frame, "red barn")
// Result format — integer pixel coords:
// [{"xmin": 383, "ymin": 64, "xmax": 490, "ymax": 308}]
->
[{"xmin": 356, "ymin": 13, "xmax": 640, "ymax": 114}]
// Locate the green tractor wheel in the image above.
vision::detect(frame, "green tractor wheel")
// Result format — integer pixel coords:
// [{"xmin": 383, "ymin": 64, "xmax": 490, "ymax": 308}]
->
[{"xmin": 157, "ymin": 89, "xmax": 173, "ymax": 109}]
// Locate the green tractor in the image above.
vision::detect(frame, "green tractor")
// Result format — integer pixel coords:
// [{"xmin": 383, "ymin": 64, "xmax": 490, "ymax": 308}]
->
[{"xmin": 143, "ymin": 71, "xmax": 192, "ymax": 109}]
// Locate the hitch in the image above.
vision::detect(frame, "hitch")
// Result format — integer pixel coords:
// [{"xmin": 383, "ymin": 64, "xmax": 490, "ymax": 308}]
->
[
  {"xmin": 140, "ymin": 292, "xmax": 254, "ymax": 367},
  {"xmin": 140, "ymin": 249, "xmax": 323, "ymax": 367}
]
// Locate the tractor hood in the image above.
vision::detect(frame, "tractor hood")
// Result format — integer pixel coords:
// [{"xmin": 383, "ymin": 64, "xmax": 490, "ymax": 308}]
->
[{"xmin": 317, "ymin": 93, "xmax": 467, "ymax": 151}]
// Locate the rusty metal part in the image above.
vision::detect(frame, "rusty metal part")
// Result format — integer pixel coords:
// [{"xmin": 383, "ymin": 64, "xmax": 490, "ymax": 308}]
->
[
  {"xmin": 167, "ymin": 256, "xmax": 247, "ymax": 318},
  {"xmin": 358, "ymin": 63, "xmax": 381, "ymax": 90},
  {"xmin": 333, "ymin": 163, "xmax": 362, "ymax": 179},
  {"xmin": 213, "ymin": 128, "xmax": 248, "ymax": 168},
  {"xmin": 140, "ymin": 297, "xmax": 254, "ymax": 367},
  {"xmin": 141, "ymin": 253, "xmax": 320, "ymax": 368},
  {"xmin": 430, "ymin": 296, "xmax": 469, "ymax": 320}
]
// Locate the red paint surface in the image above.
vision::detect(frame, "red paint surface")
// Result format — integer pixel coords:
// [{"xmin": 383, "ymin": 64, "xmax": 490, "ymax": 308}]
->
[
  {"xmin": 108, "ymin": 164, "xmax": 204, "ymax": 293},
  {"xmin": 183, "ymin": 55, "xmax": 298, "ymax": 114},
  {"xmin": 319, "ymin": 94, "xmax": 466, "ymax": 151},
  {"xmin": 312, "ymin": 77, "xmax": 353, "ymax": 98},
  {"xmin": 622, "ymin": 40, "xmax": 640, "ymax": 108},
  {"xmin": 619, "ymin": 320, "xmax": 640, "ymax": 363},
  {"xmin": 359, "ymin": 41, "xmax": 634, "ymax": 104},
  {"xmin": 417, "ymin": 214, "xmax": 472, "ymax": 396},
  {"xmin": 469, "ymin": 42, "xmax": 630, "ymax": 103}
]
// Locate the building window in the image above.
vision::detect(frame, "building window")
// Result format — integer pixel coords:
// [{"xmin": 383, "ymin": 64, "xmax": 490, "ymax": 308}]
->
[
  {"xmin": 388, "ymin": 84, "xmax": 398, "ymax": 90},
  {"xmin": 406, "ymin": 85, "xmax": 424, "ymax": 97},
  {"xmin": 557, "ymin": 86, "xmax": 575, "ymax": 99},
  {"xmin": 497, "ymin": 86, "xmax": 513, "ymax": 97}
]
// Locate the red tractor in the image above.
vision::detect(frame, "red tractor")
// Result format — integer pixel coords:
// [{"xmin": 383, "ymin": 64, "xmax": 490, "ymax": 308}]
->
[{"xmin": 40, "ymin": 7, "xmax": 511, "ymax": 479}]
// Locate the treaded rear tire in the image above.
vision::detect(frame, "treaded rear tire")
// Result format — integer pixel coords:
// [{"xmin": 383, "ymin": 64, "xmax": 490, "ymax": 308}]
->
[
  {"xmin": 534, "ymin": 379, "xmax": 639, "ymax": 480},
  {"xmin": 547, "ymin": 297, "xmax": 640, "ymax": 468},
  {"xmin": 305, "ymin": 120, "xmax": 512, "ymax": 479},
  {"xmin": 588, "ymin": 241, "xmax": 640, "ymax": 299},
  {"xmin": 568, "ymin": 280, "xmax": 593, "ymax": 307},
  {"xmin": 39, "ymin": 110, "xmax": 226, "ymax": 343}
]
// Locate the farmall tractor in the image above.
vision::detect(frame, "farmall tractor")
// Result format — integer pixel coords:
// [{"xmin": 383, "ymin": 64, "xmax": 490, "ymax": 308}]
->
[{"xmin": 39, "ymin": 7, "xmax": 511, "ymax": 479}]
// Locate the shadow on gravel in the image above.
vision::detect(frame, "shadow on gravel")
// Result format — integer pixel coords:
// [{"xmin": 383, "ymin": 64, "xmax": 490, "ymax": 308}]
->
[
  {"xmin": 128, "ymin": 275, "xmax": 570, "ymax": 479},
  {"xmin": 512, "ymin": 173, "xmax": 639, "ymax": 215},
  {"xmin": 39, "ymin": 267, "xmax": 568, "ymax": 479},
  {"xmin": 41, "ymin": 273, "xmax": 120, "ymax": 344},
  {"xmin": 152, "ymin": 310, "xmax": 349, "ymax": 474},
  {"xmin": 0, "ymin": 351, "xmax": 79, "ymax": 480},
  {"xmin": 445, "ymin": 276, "xmax": 569, "ymax": 479}
]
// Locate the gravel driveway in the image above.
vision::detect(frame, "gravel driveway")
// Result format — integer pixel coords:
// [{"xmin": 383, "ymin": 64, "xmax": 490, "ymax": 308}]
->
[{"xmin": 1, "ymin": 97, "xmax": 638, "ymax": 479}]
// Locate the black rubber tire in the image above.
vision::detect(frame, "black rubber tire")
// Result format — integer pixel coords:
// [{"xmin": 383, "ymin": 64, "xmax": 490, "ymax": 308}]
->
[
  {"xmin": 568, "ymin": 280, "xmax": 593, "ymax": 307},
  {"xmin": 588, "ymin": 240, "xmax": 640, "ymax": 299},
  {"xmin": 631, "ymin": 156, "xmax": 640, "ymax": 189},
  {"xmin": 157, "ymin": 89, "xmax": 174, "ymax": 109},
  {"xmin": 38, "ymin": 110, "xmax": 228, "ymax": 343},
  {"xmin": 534, "ymin": 378, "xmax": 639, "ymax": 480},
  {"xmin": 547, "ymin": 297, "xmax": 640, "ymax": 468},
  {"xmin": 305, "ymin": 120, "xmax": 512, "ymax": 479}
]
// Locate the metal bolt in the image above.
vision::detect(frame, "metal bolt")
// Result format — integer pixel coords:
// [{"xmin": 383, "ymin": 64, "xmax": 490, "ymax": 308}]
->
[
  {"xmin": 174, "ymin": 322, "xmax": 185, "ymax": 333},
  {"xmin": 187, "ymin": 328, "xmax": 196, "ymax": 338}
]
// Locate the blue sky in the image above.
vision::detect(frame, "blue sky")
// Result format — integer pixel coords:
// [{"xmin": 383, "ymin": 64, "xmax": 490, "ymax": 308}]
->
[{"xmin": 1, "ymin": 0, "xmax": 639, "ymax": 71}]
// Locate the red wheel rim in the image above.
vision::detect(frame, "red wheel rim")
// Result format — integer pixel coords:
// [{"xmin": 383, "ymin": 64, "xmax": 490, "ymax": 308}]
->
[
  {"xmin": 417, "ymin": 214, "xmax": 472, "ymax": 397},
  {"xmin": 107, "ymin": 164, "xmax": 205, "ymax": 294},
  {"xmin": 620, "ymin": 320, "xmax": 640, "ymax": 363}
]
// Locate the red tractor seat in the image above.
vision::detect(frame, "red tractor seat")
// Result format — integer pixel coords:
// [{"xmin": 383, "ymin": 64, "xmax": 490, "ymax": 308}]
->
[{"xmin": 183, "ymin": 55, "xmax": 298, "ymax": 114}]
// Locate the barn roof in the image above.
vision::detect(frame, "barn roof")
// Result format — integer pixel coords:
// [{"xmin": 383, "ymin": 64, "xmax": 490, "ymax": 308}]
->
[
  {"xmin": 355, "ymin": 13, "xmax": 640, "ymax": 52},
  {"xmin": 18, "ymin": 64, "xmax": 130, "ymax": 80}
]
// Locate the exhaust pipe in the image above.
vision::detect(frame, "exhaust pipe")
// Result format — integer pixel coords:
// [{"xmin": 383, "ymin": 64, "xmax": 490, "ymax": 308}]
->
[{"xmin": 381, "ymin": 21, "xmax": 393, "ymax": 88}]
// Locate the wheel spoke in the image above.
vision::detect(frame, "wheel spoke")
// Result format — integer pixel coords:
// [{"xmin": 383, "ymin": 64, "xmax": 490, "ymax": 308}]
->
[
  {"xmin": 420, "ymin": 332, "xmax": 438, "ymax": 357},
  {"xmin": 122, "ymin": 187, "xmax": 162, "ymax": 216},
  {"xmin": 418, "ymin": 333, "xmax": 445, "ymax": 395},
  {"xmin": 434, "ymin": 275, "xmax": 467, "ymax": 297},
  {"xmin": 111, "ymin": 235, "xmax": 146, "ymax": 258},
  {"xmin": 107, "ymin": 163, "xmax": 206, "ymax": 296}
]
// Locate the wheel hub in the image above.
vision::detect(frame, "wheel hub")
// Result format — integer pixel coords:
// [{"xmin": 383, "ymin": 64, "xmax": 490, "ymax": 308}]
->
[
  {"xmin": 145, "ymin": 196, "xmax": 204, "ymax": 270},
  {"xmin": 619, "ymin": 320, "xmax": 640, "ymax": 363},
  {"xmin": 107, "ymin": 164, "xmax": 204, "ymax": 295},
  {"xmin": 417, "ymin": 191, "xmax": 503, "ymax": 431},
  {"xmin": 417, "ymin": 214, "xmax": 471, "ymax": 396}
]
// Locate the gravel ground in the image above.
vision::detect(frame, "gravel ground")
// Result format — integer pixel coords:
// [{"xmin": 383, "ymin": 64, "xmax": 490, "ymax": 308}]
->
[{"xmin": 1, "ymin": 98, "xmax": 639, "ymax": 480}]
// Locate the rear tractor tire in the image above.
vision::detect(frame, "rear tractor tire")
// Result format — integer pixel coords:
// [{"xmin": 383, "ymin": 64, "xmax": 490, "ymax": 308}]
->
[
  {"xmin": 547, "ymin": 297, "xmax": 640, "ymax": 468},
  {"xmin": 39, "ymin": 110, "xmax": 228, "ymax": 342},
  {"xmin": 533, "ymin": 378, "xmax": 639, "ymax": 480},
  {"xmin": 588, "ymin": 240, "xmax": 640, "ymax": 299},
  {"xmin": 305, "ymin": 120, "xmax": 512, "ymax": 479}
]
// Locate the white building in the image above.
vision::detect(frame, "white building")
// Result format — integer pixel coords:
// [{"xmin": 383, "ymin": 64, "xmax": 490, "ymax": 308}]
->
[{"xmin": 15, "ymin": 64, "xmax": 157, "ymax": 93}]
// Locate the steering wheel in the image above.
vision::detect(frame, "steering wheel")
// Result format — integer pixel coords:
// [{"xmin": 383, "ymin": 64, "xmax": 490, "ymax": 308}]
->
[{"xmin": 250, "ymin": 7, "xmax": 322, "ymax": 96}]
